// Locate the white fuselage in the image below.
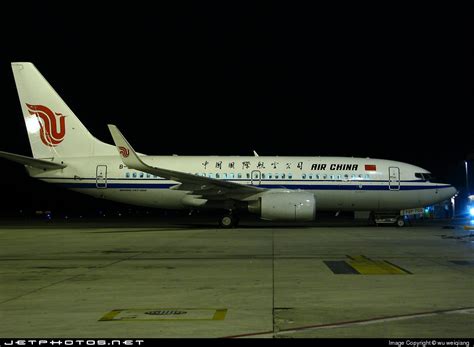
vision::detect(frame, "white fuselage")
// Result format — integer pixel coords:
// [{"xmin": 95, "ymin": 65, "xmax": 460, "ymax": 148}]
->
[{"xmin": 29, "ymin": 155, "xmax": 457, "ymax": 212}]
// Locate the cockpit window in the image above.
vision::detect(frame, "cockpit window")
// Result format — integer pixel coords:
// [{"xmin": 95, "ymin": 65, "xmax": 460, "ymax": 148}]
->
[
  {"xmin": 424, "ymin": 173, "xmax": 434, "ymax": 181},
  {"xmin": 415, "ymin": 173, "xmax": 435, "ymax": 181}
]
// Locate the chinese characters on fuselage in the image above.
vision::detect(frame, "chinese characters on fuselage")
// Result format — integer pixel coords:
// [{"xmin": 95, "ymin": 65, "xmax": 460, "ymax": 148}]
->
[{"xmin": 201, "ymin": 161, "xmax": 359, "ymax": 171}]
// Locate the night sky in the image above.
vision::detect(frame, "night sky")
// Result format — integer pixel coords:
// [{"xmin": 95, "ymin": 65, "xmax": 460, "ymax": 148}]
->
[{"xmin": 0, "ymin": 3, "xmax": 471, "ymax": 216}]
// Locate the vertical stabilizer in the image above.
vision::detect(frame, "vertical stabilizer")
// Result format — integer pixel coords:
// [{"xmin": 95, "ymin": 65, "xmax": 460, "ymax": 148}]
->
[{"xmin": 11, "ymin": 62, "xmax": 115, "ymax": 159}]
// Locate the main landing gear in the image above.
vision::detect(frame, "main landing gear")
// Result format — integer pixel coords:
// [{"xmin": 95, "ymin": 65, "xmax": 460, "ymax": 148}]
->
[{"xmin": 219, "ymin": 212, "xmax": 240, "ymax": 228}]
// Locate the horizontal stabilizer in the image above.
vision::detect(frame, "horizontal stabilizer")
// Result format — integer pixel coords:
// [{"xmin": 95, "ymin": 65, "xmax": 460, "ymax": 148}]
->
[{"xmin": 0, "ymin": 150, "xmax": 66, "ymax": 170}]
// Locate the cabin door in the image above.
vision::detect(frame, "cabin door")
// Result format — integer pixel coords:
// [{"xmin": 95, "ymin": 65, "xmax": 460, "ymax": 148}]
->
[
  {"xmin": 96, "ymin": 165, "xmax": 108, "ymax": 188},
  {"xmin": 389, "ymin": 167, "xmax": 400, "ymax": 191}
]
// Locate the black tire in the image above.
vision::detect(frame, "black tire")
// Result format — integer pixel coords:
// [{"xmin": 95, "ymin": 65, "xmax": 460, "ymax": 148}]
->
[
  {"xmin": 219, "ymin": 215, "xmax": 235, "ymax": 228},
  {"xmin": 396, "ymin": 217, "xmax": 405, "ymax": 227}
]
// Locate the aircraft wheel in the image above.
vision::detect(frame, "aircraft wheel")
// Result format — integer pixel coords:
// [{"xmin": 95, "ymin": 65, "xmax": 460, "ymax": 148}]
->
[{"xmin": 219, "ymin": 214, "xmax": 235, "ymax": 228}]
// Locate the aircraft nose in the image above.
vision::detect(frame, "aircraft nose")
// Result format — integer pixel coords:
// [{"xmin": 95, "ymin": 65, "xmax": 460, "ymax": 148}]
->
[{"xmin": 444, "ymin": 186, "xmax": 458, "ymax": 199}]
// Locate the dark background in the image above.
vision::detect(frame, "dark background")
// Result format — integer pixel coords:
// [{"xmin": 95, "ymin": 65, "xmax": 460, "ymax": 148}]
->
[{"xmin": 0, "ymin": 3, "xmax": 471, "ymax": 217}]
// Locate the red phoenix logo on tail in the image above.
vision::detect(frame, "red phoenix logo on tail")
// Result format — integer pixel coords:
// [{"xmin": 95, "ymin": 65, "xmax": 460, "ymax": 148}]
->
[
  {"xmin": 26, "ymin": 104, "xmax": 66, "ymax": 147},
  {"xmin": 119, "ymin": 146, "xmax": 130, "ymax": 158}
]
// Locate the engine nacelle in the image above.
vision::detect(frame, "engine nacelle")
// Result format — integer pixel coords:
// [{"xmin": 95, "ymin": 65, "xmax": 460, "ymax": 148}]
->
[{"xmin": 249, "ymin": 191, "xmax": 316, "ymax": 221}]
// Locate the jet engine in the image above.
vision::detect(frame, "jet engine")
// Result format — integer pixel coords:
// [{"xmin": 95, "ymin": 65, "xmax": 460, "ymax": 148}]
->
[{"xmin": 248, "ymin": 191, "xmax": 316, "ymax": 221}]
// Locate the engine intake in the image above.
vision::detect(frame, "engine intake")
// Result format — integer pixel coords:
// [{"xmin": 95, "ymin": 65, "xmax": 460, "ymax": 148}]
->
[{"xmin": 249, "ymin": 191, "xmax": 316, "ymax": 221}]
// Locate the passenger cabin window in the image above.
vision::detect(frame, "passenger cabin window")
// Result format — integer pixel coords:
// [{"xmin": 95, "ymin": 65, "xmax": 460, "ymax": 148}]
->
[
  {"xmin": 126, "ymin": 172, "xmax": 130, "ymax": 178},
  {"xmin": 133, "ymin": 172, "xmax": 137, "ymax": 178},
  {"xmin": 302, "ymin": 174, "xmax": 306, "ymax": 179}
]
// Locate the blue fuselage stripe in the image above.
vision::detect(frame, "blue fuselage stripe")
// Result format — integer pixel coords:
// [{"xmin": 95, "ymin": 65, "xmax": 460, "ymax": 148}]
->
[{"xmin": 54, "ymin": 182, "xmax": 452, "ymax": 191}]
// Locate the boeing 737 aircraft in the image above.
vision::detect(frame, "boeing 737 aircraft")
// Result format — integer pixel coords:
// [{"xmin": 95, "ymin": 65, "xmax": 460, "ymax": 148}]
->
[{"xmin": 0, "ymin": 63, "xmax": 457, "ymax": 227}]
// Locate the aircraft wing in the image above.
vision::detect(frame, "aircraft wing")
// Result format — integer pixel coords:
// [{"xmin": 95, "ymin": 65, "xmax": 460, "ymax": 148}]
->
[{"xmin": 107, "ymin": 125, "xmax": 264, "ymax": 200}]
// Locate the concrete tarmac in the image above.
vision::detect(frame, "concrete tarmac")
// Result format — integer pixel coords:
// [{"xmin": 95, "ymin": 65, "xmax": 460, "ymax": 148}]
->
[{"xmin": 0, "ymin": 218, "xmax": 473, "ymax": 338}]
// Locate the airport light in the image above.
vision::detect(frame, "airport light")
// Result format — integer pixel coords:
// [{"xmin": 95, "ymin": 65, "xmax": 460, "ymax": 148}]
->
[
  {"xmin": 451, "ymin": 197, "xmax": 456, "ymax": 219},
  {"xmin": 470, "ymin": 207, "xmax": 474, "ymax": 217},
  {"xmin": 465, "ymin": 161, "xmax": 470, "ymax": 196}
]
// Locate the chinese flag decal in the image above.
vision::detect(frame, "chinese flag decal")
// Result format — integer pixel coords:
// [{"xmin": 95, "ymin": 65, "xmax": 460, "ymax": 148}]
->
[{"xmin": 365, "ymin": 164, "xmax": 377, "ymax": 171}]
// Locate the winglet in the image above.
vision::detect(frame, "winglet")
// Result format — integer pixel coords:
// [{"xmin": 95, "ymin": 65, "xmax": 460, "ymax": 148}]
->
[{"xmin": 107, "ymin": 124, "xmax": 148, "ymax": 171}]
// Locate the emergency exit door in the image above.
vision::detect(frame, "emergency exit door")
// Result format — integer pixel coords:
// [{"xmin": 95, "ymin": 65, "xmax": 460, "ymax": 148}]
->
[{"xmin": 251, "ymin": 170, "xmax": 261, "ymax": 185}]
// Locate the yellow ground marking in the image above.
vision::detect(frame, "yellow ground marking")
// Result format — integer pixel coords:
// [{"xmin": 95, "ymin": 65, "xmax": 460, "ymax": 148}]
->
[
  {"xmin": 99, "ymin": 308, "xmax": 227, "ymax": 321},
  {"xmin": 213, "ymin": 309, "xmax": 228, "ymax": 320},
  {"xmin": 98, "ymin": 309, "xmax": 122, "ymax": 321},
  {"xmin": 347, "ymin": 255, "xmax": 410, "ymax": 275}
]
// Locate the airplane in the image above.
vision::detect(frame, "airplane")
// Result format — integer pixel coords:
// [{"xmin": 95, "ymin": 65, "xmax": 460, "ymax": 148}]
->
[{"xmin": 0, "ymin": 62, "xmax": 457, "ymax": 228}]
